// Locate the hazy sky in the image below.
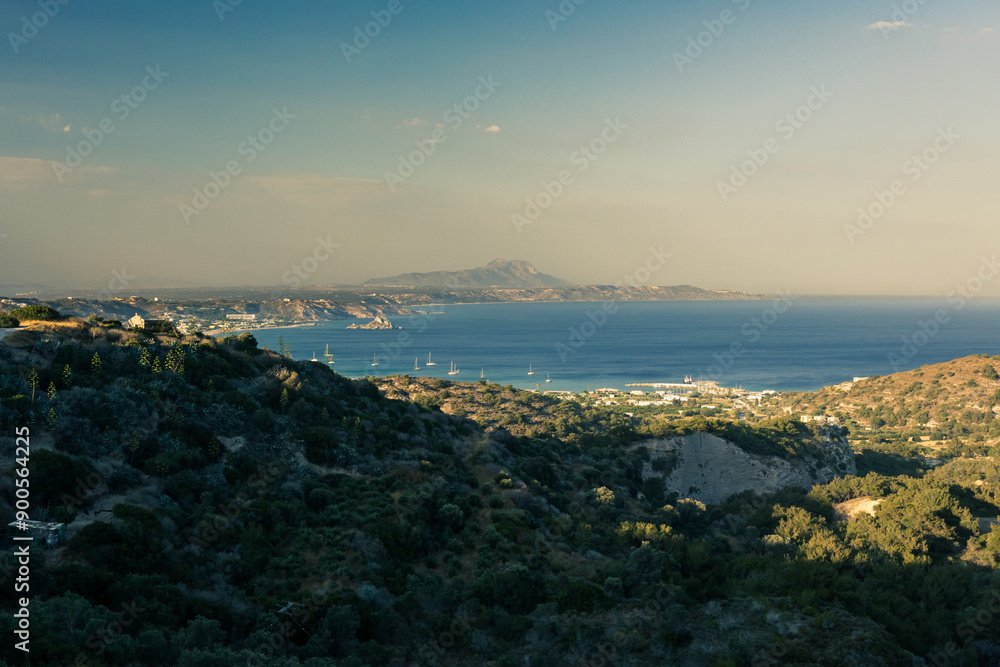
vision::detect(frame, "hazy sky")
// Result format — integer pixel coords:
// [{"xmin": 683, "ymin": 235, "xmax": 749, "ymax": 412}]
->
[{"xmin": 1, "ymin": 0, "xmax": 998, "ymax": 295}]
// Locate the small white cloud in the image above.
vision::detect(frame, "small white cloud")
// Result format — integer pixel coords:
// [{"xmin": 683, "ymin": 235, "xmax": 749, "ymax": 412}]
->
[
  {"xmin": 982, "ymin": 27, "xmax": 997, "ymax": 34},
  {"xmin": 483, "ymin": 125, "xmax": 501, "ymax": 133},
  {"xmin": 21, "ymin": 112, "xmax": 70, "ymax": 133},
  {"xmin": 62, "ymin": 124, "xmax": 71, "ymax": 132},
  {"xmin": 866, "ymin": 21, "xmax": 913, "ymax": 31},
  {"xmin": 401, "ymin": 117, "xmax": 424, "ymax": 127}
]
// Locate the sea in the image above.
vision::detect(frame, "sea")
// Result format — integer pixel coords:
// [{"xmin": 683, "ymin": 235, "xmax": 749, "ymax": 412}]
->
[{"xmin": 239, "ymin": 297, "xmax": 1000, "ymax": 393}]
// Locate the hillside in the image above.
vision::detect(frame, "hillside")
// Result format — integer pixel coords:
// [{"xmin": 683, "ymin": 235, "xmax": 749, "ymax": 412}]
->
[
  {"xmin": 364, "ymin": 259, "xmax": 569, "ymax": 289},
  {"xmin": 780, "ymin": 354, "xmax": 1000, "ymax": 450},
  {"xmin": 376, "ymin": 375, "xmax": 856, "ymax": 505},
  {"xmin": 3, "ymin": 315, "xmax": 1000, "ymax": 664}
]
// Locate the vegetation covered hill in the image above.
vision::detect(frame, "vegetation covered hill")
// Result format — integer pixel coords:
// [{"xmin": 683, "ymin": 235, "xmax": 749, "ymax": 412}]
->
[
  {"xmin": 780, "ymin": 355, "xmax": 1000, "ymax": 455},
  {"xmin": 2, "ymin": 316, "xmax": 1000, "ymax": 665}
]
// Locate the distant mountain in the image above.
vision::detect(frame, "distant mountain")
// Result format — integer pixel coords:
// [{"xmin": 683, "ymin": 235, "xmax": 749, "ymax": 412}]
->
[{"xmin": 363, "ymin": 258, "xmax": 569, "ymax": 289}]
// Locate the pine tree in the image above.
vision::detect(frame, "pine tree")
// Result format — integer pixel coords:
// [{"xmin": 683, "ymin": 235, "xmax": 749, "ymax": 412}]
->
[{"xmin": 280, "ymin": 388, "xmax": 290, "ymax": 413}]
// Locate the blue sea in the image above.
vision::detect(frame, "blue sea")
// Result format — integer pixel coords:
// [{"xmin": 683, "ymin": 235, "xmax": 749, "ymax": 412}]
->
[{"xmin": 240, "ymin": 298, "xmax": 1000, "ymax": 393}]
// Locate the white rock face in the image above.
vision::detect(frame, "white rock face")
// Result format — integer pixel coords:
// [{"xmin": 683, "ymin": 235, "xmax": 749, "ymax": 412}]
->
[{"xmin": 642, "ymin": 431, "xmax": 856, "ymax": 505}]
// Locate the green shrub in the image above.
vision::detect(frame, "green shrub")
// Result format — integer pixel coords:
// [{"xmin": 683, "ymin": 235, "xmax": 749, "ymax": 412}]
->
[{"xmin": 9, "ymin": 304, "xmax": 61, "ymax": 321}]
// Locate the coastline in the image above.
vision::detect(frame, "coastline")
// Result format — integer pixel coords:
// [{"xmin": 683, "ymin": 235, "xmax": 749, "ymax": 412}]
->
[{"xmin": 204, "ymin": 321, "xmax": 323, "ymax": 337}]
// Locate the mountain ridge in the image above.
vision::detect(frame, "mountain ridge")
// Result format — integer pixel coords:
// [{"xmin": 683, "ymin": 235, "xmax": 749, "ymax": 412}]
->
[{"xmin": 364, "ymin": 258, "xmax": 570, "ymax": 289}]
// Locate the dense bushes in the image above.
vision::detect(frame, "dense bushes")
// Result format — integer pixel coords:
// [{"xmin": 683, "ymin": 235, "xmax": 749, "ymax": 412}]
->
[
  {"xmin": 6, "ymin": 329, "xmax": 1000, "ymax": 665},
  {"xmin": 9, "ymin": 304, "xmax": 61, "ymax": 321}
]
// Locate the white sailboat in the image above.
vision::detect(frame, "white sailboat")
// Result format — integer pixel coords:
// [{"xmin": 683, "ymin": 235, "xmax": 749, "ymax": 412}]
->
[
  {"xmin": 414, "ymin": 358, "xmax": 420, "ymax": 371},
  {"xmin": 311, "ymin": 351, "xmax": 317, "ymax": 362},
  {"xmin": 371, "ymin": 353, "xmax": 379, "ymax": 367},
  {"xmin": 480, "ymin": 368, "xmax": 485, "ymax": 379},
  {"xmin": 426, "ymin": 352, "xmax": 437, "ymax": 366},
  {"xmin": 527, "ymin": 364, "xmax": 534, "ymax": 376},
  {"xmin": 545, "ymin": 372, "xmax": 551, "ymax": 383},
  {"xmin": 448, "ymin": 361, "xmax": 459, "ymax": 375},
  {"xmin": 324, "ymin": 344, "xmax": 334, "ymax": 365}
]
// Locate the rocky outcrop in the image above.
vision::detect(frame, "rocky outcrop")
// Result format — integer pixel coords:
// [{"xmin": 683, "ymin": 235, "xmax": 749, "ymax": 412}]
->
[
  {"xmin": 640, "ymin": 431, "xmax": 856, "ymax": 505},
  {"xmin": 346, "ymin": 316, "xmax": 399, "ymax": 330}
]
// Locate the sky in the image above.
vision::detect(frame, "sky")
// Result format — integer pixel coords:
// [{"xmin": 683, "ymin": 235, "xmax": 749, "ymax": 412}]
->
[{"xmin": 0, "ymin": 0, "xmax": 998, "ymax": 296}]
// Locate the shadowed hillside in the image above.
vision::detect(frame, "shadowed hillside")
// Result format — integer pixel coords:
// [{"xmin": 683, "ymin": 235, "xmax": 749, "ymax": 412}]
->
[{"xmin": 1, "ymin": 313, "xmax": 1000, "ymax": 664}]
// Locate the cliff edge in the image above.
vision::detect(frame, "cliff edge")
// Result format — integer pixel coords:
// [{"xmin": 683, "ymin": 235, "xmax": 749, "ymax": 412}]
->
[{"xmin": 640, "ymin": 430, "xmax": 856, "ymax": 505}]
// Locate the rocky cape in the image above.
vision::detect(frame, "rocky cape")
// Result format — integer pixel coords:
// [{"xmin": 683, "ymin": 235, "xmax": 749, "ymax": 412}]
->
[
  {"xmin": 346, "ymin": 316, "xmax": 400, "ymax": 330},
  {"xmin": 638, "ymin": 430, "xmax": 856, "ymax": 505}
]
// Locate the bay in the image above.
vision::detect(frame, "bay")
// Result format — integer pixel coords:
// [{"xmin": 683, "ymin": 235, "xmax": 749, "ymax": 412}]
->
[{"xmin": 240, "ymin": 297, "xmax": 1000, "ymax": 393}]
